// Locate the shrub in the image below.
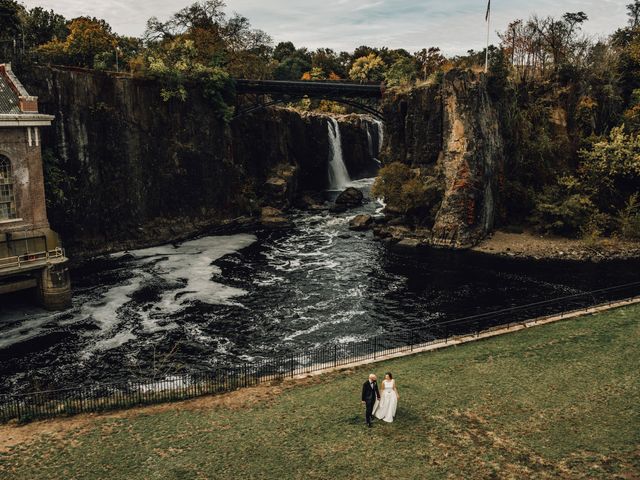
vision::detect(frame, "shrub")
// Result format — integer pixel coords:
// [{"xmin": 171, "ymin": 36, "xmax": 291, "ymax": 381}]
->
[
  {"xmin": 617, "ymin": 193, "xmax": 640, "ymax": 239},
  {"xmin": 578, "ymin": 126, "xmax": 640, "ymax": 210},
  {"xmin": 145, "ymin": 38, "xmax": 235, "ymax": 120},
  {"xmin": 530, "ymin": 185, "xmax": 598, "ymax": 237},
  {"xmin": 372, "ymin": 162, "xmax": 442, "ymax": 219},
  {"xmin": 384, "ymin": 58, "xmax": 418, "ymax": 87}
]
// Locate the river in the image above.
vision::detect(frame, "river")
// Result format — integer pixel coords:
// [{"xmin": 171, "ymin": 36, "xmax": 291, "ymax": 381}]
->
[{"xmin": 1, "ymin": 176, "xmax": 639, "ymax": 394}]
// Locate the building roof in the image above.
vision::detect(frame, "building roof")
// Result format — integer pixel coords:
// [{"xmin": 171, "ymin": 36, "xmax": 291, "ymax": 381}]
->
[
  {"xmin": 0, "ymin": 64, "xmax": 53, "ymax": 127},
  {"xmin": 0, "ymin": 74, "xmax": 21, "ymax": 114}
]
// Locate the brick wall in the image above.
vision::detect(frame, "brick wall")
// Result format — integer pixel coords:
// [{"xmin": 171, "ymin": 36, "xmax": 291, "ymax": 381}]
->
[{"xmin": 0, "ymin": 127, "xmax": 50, "ymax": 234}]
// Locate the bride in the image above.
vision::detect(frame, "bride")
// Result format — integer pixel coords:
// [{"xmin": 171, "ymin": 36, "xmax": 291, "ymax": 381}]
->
[{"xmin": 374, "ymin": 372, "xmax": 399, "ymax": 423}]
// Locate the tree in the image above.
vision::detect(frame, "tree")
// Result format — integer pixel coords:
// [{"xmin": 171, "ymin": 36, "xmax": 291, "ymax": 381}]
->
[
  {"xmin": 487, "ymin": 48, "xmax": 510, "ymax": 98},
  {"xmin": 531, "ymin": 12, "xmax": 588, "ymax": 71},
  {"xmin": 0, "ymin": 0, "xmax": 20, "ymax": 34},
  {"xmin": 145, "ymin": 0, "xmax": 227, "ymax": 41},
  {"xmin": 273, "ymin": 43, "xmax": 312, "ymax": 80},
  {"xmin": 36, "ymin": 17, "xmax": 118, "ymax": 68},
  {"xmin": 273, "ymin": 41, "xmax": 295, "ymax": 61},
  {"xmin": 349, "ymin": 53, "xmax": 385, "ymax": 83},
  {"xmin": 23, "ymin": 7, "xmax": 67, "ymax": 48},
  {"xmin": 414, "ymin": 47, "xmax": 446, "ymax": 80},
  {"xmin": 627, "ymin": 0, "xmax": 640, "ymax": 28},
  {"xmin": 0, "ymin": 0, "xmax": 21, "ymax": 57},
  {"xmin": 64, "ymin": 17, "xmax": 117, "ymax": 67},
  {"xmin": 352, "ymin": 45, "xmax": 378, "ymax": 63},
  {"xmin": 372, "ymin": 162, "xmax": 442, "ymax": 217},
  {"xmin": 578, "ymin": 126, "xmax": 640, "ymax": 211},
  {"xmin": 384, "ymin": 57, "xmax": 417, "ymax": 87},
  {"xmin": 145, "ymin": 36, "xmax": 234, "ymax": 119},
  {"xmin": 377, "ymin": 47, "xmax": 412, "ymax": 67},
  {"xmin": 301, "ymin": 66, "xmax": 326, "ymax": 81},
  {"xmin": 144, "ymin": 1, "xmax": 272, "ymax": 79},
  {"xmin": 311, "ymin": 48, "xmax": 345, "ymax": 78}
]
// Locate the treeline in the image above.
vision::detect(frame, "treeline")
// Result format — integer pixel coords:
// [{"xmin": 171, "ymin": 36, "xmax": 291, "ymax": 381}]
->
[
  {"xmin": 1, "ymin": 0, "xmax": 638, "ymax": 240},
  {"xmin": 485, "ymin": 2, "xmax": 640, "ymax": 241},
  {"xmin": 1, "ymin": 0, "xmax": 454, "ymax": 86}
]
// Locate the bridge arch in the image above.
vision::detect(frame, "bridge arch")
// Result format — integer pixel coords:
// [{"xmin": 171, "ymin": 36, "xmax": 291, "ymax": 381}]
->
[
  {"xmin": 231, "ymin": 79, "xmax": 385, "ymax": 121},
  {"xmin": 232, "ymin": 96, "xmax": 384, "ymax": 121}
]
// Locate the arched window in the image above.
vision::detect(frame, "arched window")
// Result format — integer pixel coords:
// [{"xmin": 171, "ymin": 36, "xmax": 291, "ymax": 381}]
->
[{"xmin": 0, "ymin": 156, "xmax": 17, "ymax": 221}]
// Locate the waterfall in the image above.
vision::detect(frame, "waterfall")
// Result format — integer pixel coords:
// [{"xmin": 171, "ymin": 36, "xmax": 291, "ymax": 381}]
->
[
  {"xmin": 367, "ymin": 119, "xmax": 385, "ymax": 165},
  {"xmin": 374, "ymin": 119, "xmax": 384, "ymax": 159},
  {"xmin": 366, "ymin": 123, "xmax": 374, "ymax": 158},
  {"xmin": 327, "ymin": 118, "xmax": 350, "ymax": 190}
]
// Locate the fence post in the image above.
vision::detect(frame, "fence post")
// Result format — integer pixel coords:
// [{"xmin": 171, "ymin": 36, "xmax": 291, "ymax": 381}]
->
[
  {"xmin": 333, "ymin": 344, "xmax": 337, "ymax": 368},
  {"xmin": 410, "ymin": 330, "xmax": 414, "ymax": 352},
  {"xmin": 290, "ymin": 354, "xmax": 294, "ymax": 378},
  {"xmin": 374, "ymin": 337, "xmax": 377, "ymax": 360}
]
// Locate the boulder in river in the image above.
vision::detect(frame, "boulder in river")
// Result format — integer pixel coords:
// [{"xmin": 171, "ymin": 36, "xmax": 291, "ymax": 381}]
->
[
  {"xmin": 296, "ymin": 193, "xmax": 326, "ymax": 211},
  {"xmin": 329, "ymin": 203, "xmax": 349, "ymax": 214},
  {"xmin": 349, "ymin": 214, "xmax": 374, "ymax": 231},
  {"xmin": 260, "ymin": 206, "xmax": 291, "ymax": 228},
  {"xmin": 335, "ymin": 187, "xmax": 364, "ymax": 208},
  {"xmin": 261, "ymin": 206, "xmax": 283, "ymax": 217},
  {"xmin": 393, "ymin": 238, "xmax": 425, "ymax": 250}
]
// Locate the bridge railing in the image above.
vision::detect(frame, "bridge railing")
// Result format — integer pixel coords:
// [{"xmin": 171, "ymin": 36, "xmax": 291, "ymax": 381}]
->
[
  {"xmin": 1, "ymin": 281, "xmax": 639, "ymax": 423},
  {"xmin": 234, "ymin": 79, "xmax": 384, "ymax": 98},
  {"xmin": 0, "ymin": 247, "xmax": 65, "ymax": 272}
]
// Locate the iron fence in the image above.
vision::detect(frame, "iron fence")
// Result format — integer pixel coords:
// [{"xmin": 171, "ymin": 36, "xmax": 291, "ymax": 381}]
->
[{"xmin": 1, "ymin": 281, "xmax": 639, "ymax": 424}]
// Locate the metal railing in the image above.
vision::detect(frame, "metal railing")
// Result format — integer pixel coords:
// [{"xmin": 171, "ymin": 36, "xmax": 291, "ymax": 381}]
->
[
  {"xmin": 1, "ymin": 281, "xmax": 639, "ymax": 423},
  {"xmin": 0, "ymin": 247, "xmax": 65, "ymax": 271}
]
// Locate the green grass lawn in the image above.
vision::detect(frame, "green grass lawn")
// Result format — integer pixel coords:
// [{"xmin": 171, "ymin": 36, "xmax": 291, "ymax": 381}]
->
[{"xmin": 1, "ymin": 304, "xmax": 639, "ymax": 479}]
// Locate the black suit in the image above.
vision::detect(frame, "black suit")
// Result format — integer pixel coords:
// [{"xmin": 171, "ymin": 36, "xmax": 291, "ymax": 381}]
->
[{"xmin": 362, "ymin": 380, "xmax": 380, "ymax": 425}]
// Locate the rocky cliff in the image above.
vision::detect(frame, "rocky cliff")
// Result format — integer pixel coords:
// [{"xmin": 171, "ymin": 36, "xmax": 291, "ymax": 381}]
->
[
  {"xmin": 381, "ymin": 70, "xmax": 503, "ymax": 249},
  {"xmin": 19, "ymin": 65, "xmax": 379, "ymax": 256}
]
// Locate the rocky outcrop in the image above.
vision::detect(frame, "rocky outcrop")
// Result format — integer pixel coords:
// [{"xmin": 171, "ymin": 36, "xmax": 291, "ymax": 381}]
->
[
  {"xmin": 18, "ymin": 65, "xmax": 380, "ymax": 256},
  {"xmin": 381, "ymin": 69, "xmax": 503, "ymax": 249},
  {"xmin": 431, "ymin": 71, "xmax": 502, "ymax": 248}
]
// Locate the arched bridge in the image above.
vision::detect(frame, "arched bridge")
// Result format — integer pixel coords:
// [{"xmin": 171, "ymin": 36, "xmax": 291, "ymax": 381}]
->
[{"xmin": 233, "ymin": 79, "xmax": 385, "ymax": 120}]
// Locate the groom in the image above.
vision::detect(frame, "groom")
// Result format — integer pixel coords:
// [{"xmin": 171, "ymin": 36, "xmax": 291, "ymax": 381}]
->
[{"xmin": 361, "ymin": 374, "xmax": 380, "ymax": 427}]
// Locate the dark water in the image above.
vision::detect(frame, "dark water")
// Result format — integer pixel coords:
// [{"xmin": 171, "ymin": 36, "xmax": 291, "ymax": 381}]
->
[{"xmin": 1, "ymin": 179, "xmax": 639, "ymax": 394}]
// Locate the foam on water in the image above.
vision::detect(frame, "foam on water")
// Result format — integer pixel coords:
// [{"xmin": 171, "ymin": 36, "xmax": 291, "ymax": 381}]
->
[{"xmin": 4, "ymin": 154, "xmax": 631, "ymax": 394}]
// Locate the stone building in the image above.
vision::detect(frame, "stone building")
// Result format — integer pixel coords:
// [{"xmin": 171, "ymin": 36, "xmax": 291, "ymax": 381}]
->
[{"xmin": 0, "ymin": 63, "xmax": 71, "ymax": 310}]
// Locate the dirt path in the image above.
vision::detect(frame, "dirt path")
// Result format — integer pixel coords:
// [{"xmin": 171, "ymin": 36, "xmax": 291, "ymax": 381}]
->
[
  {"xmin": 472, "ymin": 230, "xmax": 640, "ymax": 261},
  {"xmin": 0, "ymin": 375, "xmax": 332, "ymax": 453}
]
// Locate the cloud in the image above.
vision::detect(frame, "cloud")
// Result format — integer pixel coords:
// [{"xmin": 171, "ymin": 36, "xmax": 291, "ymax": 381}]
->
[{"xmin": 19, "ymin": 0, "xmax": 630, "ymax": 54}]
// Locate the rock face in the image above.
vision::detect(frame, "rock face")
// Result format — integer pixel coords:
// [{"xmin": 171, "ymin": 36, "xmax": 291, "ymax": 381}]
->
[
  {"xmin": 381, "ymin": 69, "xmax": 503, "ymax": 249},
  {"xmin": 19, "ymin": 65, "xmax": 380, "ymax": 256}
]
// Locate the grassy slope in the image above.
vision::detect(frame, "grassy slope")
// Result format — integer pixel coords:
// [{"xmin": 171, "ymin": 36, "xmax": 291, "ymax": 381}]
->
[{"xmin": 1, "ymin": 305, "xmax": 639, "ymax": 480}]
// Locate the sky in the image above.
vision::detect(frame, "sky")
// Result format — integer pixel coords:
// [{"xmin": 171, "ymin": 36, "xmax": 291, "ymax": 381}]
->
[{"xmin": 20, "ymin": 0, "xmax": 631, "ymax": 55}]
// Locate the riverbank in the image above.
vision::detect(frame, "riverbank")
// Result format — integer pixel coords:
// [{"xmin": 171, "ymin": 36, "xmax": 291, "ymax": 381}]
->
[
  {"xmin": 2, "ymin": 303, "xmax": 638, "ymax": 479},
  {"xmin": 472, "ymin": 230, "xmax": 640, "ymax": 262}
]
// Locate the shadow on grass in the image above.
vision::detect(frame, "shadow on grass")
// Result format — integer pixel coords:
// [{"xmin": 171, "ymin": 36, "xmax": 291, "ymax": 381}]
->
[{"xmin": 342, "ymin": 406, "xmax": 422, "ymax": 427}]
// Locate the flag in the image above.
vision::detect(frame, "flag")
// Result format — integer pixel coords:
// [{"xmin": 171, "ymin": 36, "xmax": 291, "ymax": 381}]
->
[{"xmin": 485, "ymin": 0, "xmax": 491, "ymax": 22}]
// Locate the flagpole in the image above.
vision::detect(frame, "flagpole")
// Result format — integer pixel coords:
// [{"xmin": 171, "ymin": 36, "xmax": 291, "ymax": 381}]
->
[{"xmin": 485, "ymin": 3, "xmax": 491, "ymax": 73}]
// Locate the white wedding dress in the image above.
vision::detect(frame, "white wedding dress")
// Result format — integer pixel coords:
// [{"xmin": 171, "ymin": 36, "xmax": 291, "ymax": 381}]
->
[{"xmin": 374, "ymin": 379, "xmax": 397, "ymax": 422}]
